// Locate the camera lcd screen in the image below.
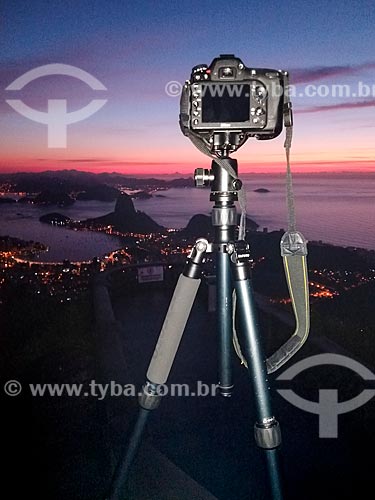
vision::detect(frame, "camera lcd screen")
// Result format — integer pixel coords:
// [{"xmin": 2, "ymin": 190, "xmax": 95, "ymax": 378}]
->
[{"xmin": 201, "ymin": 84, "xmax": 250, "ymax": 123}]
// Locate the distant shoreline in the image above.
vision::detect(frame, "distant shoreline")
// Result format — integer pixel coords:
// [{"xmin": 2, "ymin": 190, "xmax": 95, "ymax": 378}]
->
[
  {"xmin": 0, "ymin": 169, "xmax": 374, "ymax": 178},
  {"xmin": 2, "ymin": 171, "xmax": 375, "ymax": 255}
]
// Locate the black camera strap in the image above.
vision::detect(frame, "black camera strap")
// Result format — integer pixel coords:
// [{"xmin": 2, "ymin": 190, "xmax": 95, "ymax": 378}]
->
[
  {"xmin": 265, "ymin": 79, "xmax": 310, "ymax": 373},
  {"xmin": 233, "ymin": 78, "xmax": 310, "ymax": 373}
]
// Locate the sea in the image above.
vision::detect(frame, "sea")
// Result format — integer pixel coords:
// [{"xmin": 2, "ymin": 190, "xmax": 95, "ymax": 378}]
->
[{"xmin": 1, "ymin": 172, "xmax": 375, "ymax": 262}]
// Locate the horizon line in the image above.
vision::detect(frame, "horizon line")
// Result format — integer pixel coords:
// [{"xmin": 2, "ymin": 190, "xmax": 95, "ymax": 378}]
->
[{"xmin": 0, "ymin": 167, "xmax": 374, "ymax": 177}]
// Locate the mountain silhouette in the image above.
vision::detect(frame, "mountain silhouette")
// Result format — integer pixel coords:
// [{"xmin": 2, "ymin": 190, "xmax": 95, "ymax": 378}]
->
[{"xmin": 87, "ymin": 193, "xmax": 163, "ymax": 233}]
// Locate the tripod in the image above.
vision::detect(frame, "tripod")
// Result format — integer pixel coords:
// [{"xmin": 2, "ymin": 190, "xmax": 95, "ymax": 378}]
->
[{"xmin": 108, "ymin": 158, "xmax": 284, "ymax": 500}]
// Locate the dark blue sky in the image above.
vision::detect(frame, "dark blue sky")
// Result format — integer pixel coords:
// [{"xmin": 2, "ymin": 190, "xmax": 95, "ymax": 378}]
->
[
  {"xmin": 1, "ymin": 0, "xmax": 375, "ymax": 173},
  {"xmin": 3, "ymin": 1, "xmax": 374, "ymax": 66}
]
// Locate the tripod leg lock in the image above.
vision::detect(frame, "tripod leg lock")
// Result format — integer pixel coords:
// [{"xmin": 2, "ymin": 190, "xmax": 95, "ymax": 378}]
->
[
  {"xmin": 254, "ymin": 418, "xmax": 282, "ymax": 449},
  {"xmin": 227, "ymin": 240, "xmax": 252, "ymax": 281},
  {"xmin": 218, "ymin": 383, "xmax": 234, "ymax": 397},
  {"xmin": 138, "ymin": 381, "xmax": 162, "ymax": 411},
  {"xmin": 183, "ymin": 238, "xmax": 209, "ymax": 279}
]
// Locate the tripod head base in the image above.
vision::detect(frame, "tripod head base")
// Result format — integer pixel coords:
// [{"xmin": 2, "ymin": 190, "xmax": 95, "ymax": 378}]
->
[
  {"xmin": 211, "ymin": 132, "xmax": 245, "ymax": 155},
  {"xmin": 194, "ymin": 158, "xmax": 241, "ymax": 203}
]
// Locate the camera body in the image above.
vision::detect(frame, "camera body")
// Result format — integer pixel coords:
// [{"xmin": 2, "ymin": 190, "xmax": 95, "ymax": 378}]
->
[{"xmin": 180, "ymin": 55, "xmax": 289, "ymax": 151}]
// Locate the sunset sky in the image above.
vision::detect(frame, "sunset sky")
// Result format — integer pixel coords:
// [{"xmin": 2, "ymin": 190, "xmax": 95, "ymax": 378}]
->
[{"xmin": 1, "ymin": 0, "xmax": 374, "ymax": 175}]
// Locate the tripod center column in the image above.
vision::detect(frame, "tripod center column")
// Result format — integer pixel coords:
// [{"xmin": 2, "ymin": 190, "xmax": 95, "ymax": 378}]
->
[
  {"xmin": 210, "ymin": 158, "xmax": 240, "ymax": 245},
  {"xmin": 209, "ymin": 158, "xmax": 240, "ymax": 397}
]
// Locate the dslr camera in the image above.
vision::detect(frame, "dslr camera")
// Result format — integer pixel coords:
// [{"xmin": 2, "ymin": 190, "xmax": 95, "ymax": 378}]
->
[{"xmin": 180, "ymin": 54, "xmax": 290, "ymax": 153}]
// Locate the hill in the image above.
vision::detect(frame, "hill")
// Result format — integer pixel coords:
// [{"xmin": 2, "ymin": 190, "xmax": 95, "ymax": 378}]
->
[{"xmin": 86, "ymin": 193, "xmax": 163, "ymax": 233}]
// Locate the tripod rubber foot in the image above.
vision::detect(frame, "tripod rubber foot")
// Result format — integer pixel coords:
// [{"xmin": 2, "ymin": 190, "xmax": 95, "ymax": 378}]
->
[{"xmin": 254, "ymin": 419, "xmax": 281, "ymax": 449}]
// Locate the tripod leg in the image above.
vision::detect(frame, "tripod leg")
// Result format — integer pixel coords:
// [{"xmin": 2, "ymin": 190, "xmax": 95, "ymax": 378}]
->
[
  {"xmin": 229, "ymin": 243, "xmax": 284, "ymax": 500},
  {"xmin": 217, "ymin": 251, "xmax": 234, "ymax": 396},
  {"xmin": 107, "ymin": 408, "xmax": 149, "ymax": 500},
  {"xmin": 107, "ymin": 239, "xmax": 207, "ymax": 499}
]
